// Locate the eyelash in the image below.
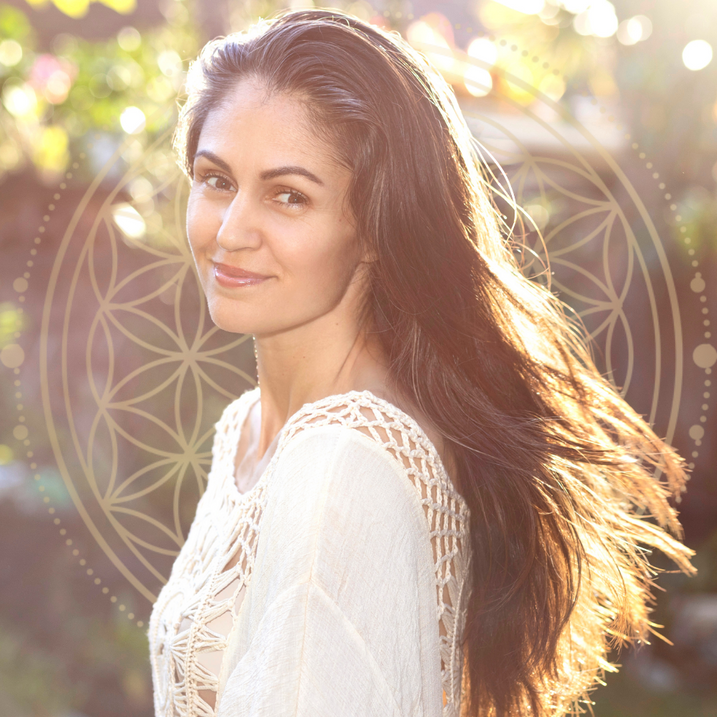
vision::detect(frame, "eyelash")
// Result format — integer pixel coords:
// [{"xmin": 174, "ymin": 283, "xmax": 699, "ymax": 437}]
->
[{"xmin": 198, "ymin": 171, "xmax": 308, "ymax": 210}]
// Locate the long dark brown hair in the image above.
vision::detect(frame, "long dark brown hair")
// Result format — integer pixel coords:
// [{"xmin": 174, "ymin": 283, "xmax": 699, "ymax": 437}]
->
[{"xmin": 173, "ymin": 9, "xmax": 695, "ymax": 716}]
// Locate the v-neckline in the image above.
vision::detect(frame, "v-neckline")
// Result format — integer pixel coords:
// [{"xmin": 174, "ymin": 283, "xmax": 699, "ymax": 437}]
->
[
  {"xmin": 238, "ymin": 392, "xmax": 271, "ymax": 465},
  {"xmin": 224, "ymin": 386, "xmax": 449, "ymax": 503}
]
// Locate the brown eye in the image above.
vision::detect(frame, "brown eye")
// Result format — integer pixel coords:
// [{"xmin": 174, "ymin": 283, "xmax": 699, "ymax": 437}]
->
[
  {"xmin": 274, "ymin": 189, "xmax": 308, "ymax": 209},
  {"xmin": 203, "ymin": 173, "xmax": 234, "ymax": 191}
]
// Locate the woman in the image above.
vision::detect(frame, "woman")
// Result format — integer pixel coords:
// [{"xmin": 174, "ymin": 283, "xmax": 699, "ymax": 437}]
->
[{"xmin": 148, "ymin": 8, "xmax": 695, "ymax": 717}]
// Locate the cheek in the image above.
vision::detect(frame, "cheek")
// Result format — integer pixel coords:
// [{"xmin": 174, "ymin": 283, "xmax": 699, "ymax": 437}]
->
[
  {"xmin": 186, "ymin": 193, "xmax": 216, "ymax": 251},
  {"xmin": 186, "ymin": 195, "xmax": 200, "ymax": 248},
  {"xmin": 288, "ymin": 233, "xmax": 359, "ymax": 294}
]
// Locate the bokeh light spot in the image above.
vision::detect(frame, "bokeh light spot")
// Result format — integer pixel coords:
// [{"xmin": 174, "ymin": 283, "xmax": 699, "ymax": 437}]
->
[
  {"xmin": 112, "ymin": 203, "xmax": 146, "ymax": 239},
  {"xmin": 683, "ymin": 40, "xmax": 713, "ymax": 71},
  {"xmin": 617, "ymin": 15, "xmax": 652, "ymax": 46},
  {"xmin": 0, "ymin": 39, "xmax": 22, "ymax": 67},
  {"xmin": 494, "ymin": 0, "xmax": 545, "ymax": 14},
  {"xmin": 117, "ymin": 26, "xmax": 141, "ymax": 52},
  {"xmin": 120, "ymin": 106, "xmax": 146, "ymax": 134}
]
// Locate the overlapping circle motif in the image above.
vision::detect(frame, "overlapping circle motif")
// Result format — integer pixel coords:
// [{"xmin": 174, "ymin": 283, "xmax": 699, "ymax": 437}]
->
[
  {"xmin": 460, "ymin": 77, "xmax": 684, "ymax": 437},
  {"xmin": 40, "ymin": 113, "xmax": 258, "ymax": 605},
  {"xmin": 13, "ymin": 13, "xmax": 710, "ymax": 625}
]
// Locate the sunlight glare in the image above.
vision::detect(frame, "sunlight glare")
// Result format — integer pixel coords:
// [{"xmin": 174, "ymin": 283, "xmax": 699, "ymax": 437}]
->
[{"xmin": 683, "ymin": 40, "xmax": 713, "ymax": 71}]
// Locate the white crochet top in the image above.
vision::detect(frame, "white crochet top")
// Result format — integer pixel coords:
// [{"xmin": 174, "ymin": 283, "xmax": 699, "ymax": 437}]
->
[{"xmin": 148, "ymin": 386, "xmax": 472, "ymax": 717}]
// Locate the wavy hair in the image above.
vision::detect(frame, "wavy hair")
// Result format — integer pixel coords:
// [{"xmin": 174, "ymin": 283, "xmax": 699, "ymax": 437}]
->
[{"xmin": 173, "ymin": 9, "xmax": 695, "ymax": 716}]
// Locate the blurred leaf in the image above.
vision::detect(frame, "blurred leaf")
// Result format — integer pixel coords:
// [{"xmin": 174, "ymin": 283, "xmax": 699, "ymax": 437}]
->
[
  {"xmin": 52, "ymin": 0, "xmax": 91, "ymax": 19},
  {"xmin": 0, "ymin": 302, "xmax": 26, "ymax": 347},
  {"xmin": 100, "ymin": 0, "xmax": 136, "ymax": 14},
  {"xmin": 0, "ymin": 5, "xmax": 33, "ymax": 42},
  {"xmin": 33, "ymin": 124, "xmax": 69, "ymax": 172}
]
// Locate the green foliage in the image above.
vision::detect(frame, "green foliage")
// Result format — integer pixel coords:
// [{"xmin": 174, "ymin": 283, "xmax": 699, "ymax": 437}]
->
[
  {"xmin": 1, "ymin": 3, "xmax": 715, "ymax": 717},
  {"xmin": 0, "ymin": 5, "xmax": 32, "ymax": 42},
  {"xmin": 0, "ymin": 0, "xmax": 200, "ymax": 182}
]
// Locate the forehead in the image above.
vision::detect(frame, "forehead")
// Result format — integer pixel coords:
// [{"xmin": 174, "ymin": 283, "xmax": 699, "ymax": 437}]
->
[{"xmin": 197, "ymin": 78, "xmax": 326, "ymax": 162}]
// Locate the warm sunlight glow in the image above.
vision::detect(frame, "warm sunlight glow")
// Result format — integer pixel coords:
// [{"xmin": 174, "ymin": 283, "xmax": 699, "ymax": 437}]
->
[
  {"xmin": 464, "ymin": 65, "xmax": 493, "ymax": 97},
  {"xmin": 467, "ymin": 37, "xmax": 498, "ymax": 67},
  {"xmin": 573, "ymin": 0, "xmax": 618, "ymax": 38},
  {"xmin": 120, "ymin": 106, "xmax": 146, "ymax": 134},
  {"xmin": 503, "ymin": 63, "xmax": 535, "ymax": 105},
  {"xmin": 561, "ymin": 0, "xmax": 590, "ymax": 13},
  {"xmin": 493, "ymin": 0, "xmax": 545, "ymax": 14},
  {"xmin": 0, "ymin": 39, "xmax": 22, "ymax": 67},
  {"xmin": 683, "ymin": 40, "xmax": 713, "ymax": 71},
  {"xmin": 406, "ymin": 19, "xmax": 456, "ymax": 73},
  {"xmin": 538, "ymin": 73, "xmax": 566, "ymax": 102},
  {"xmin": 112, "ymin": 203, "xmax": 146, "ymax": 239},
  {"xmin": 616, "ymin": 15, "xmax": 653, "ymax": 46}
]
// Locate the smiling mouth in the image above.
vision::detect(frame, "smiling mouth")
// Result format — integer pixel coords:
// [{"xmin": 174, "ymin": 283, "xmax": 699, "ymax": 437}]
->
[
  {"xmin": 213, "ymin": 262, "xmax": 270, "ymax": 280},
  {"xmin": 213, "ymin": 264, "xmax": 270, "ymax": 286}
]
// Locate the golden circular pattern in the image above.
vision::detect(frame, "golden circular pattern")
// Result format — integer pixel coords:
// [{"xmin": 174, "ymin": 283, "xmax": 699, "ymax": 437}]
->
[{"xmin": 9, "ymin": 12, "xmax": 711, "ymax": 629}]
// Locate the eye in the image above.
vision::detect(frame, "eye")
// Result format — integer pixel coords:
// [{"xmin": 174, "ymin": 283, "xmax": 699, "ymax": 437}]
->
[
  {"xmin": 199, "ymin": 172, "xmax": 234, "ymax": 192},
  {"xmin": 273, "ymin": 188, "xmax": 308, "ymax": 210}
]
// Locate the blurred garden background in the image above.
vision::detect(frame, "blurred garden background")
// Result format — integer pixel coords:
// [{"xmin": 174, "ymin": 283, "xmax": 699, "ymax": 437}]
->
[{"xmin": 1, "ymin": 0, "xmax": 717, "ymax": 715}]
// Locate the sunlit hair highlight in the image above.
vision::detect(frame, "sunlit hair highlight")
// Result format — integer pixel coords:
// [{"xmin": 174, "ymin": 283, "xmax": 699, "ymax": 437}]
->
[{"xmin": 173, "ymin": 9, "xmax": 695, "ymax": 716}]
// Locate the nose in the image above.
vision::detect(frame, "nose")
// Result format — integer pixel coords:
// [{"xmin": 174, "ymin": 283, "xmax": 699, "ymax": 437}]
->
[{"xmin": 216, "ymin": 191, "xmax": 262, "ymax": 252}]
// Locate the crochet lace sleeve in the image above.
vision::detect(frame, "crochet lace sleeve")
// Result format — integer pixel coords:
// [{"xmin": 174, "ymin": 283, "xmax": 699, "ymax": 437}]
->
[{"xmin": 215, "ymin": 425, "xmax": 444, "ymax": 717}]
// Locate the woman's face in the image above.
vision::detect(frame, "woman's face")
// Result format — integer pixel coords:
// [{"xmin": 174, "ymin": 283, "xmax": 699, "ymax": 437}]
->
[{"xmin": 186, "ymin": 76, "xmax": 368, "ymax": 339}]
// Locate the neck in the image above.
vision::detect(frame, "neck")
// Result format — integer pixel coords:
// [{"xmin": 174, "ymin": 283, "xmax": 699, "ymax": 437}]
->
[{"xmin": 250, "ymin": 321, "xmax": 391, "ymax": 456}]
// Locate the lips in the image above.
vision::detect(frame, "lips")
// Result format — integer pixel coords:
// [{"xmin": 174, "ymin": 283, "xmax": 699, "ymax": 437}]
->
[{"xmin": 213, "ymin": 262, "xmax": 269, "ymax": 280}]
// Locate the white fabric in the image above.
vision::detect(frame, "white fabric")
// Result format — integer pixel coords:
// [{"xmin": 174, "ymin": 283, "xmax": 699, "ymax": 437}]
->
[{"xmin": 148, "ymin": 387, "xmax": 472, "ymax": 717}]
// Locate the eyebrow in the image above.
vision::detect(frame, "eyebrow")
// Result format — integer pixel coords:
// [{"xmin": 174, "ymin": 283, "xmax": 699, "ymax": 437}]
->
[{"xmin": 194, "ymin": 149, "xmax": 325, "ymax": 186}]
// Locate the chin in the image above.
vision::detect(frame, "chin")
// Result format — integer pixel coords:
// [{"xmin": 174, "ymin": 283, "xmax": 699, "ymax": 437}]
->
[{"xmin": 206, "ymin": 298, "xmax": 257, "ymax": 335}]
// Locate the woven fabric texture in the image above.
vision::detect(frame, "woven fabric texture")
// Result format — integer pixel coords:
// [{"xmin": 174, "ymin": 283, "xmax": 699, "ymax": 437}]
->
[{"xmin": 148, "ymin": 387, "xmax": 472, "ymax": 716}]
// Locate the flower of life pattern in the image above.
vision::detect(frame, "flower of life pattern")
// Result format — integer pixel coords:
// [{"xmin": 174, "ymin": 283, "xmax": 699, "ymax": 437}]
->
[{"xmin": 40, "ymin": 50, "xmax": 681, "ymax": 619}]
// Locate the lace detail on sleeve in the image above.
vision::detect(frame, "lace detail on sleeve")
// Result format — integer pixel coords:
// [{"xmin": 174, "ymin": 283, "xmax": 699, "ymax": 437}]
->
[{"xmin": 277, "ymin": 393, "xmax": 473, "ymax": 716}]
